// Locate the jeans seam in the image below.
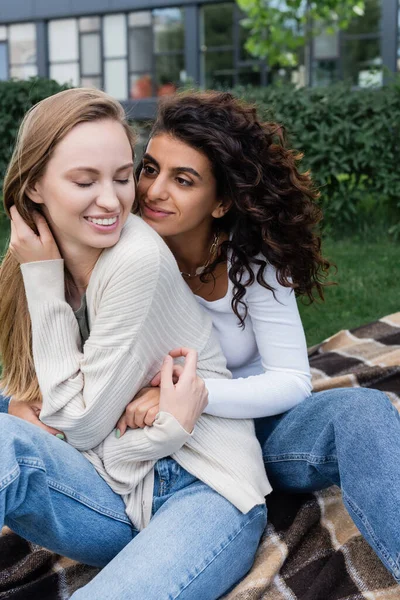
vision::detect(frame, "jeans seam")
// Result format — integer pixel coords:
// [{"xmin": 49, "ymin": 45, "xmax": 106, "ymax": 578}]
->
[
  {"xmin": 47, "ymin": 479, "xmax": 132, "ymax": 525},
  {"xmin": 172, "ymin": 508, "xmax": 266, "ymax": 599},
  {"xmin": 0, "ymin": 464, "xmax": 20, "ymax": 491},
  {"xmin": 3, "ymin": 458, "xmax": 131, "ymax": 527},
  {"xmin": 263, "ymin": 453, "xmax": 338, "ymax": 465},
  {"xmin": 342, "ymin": 491, "xmax": 400, "ymax": 578}
]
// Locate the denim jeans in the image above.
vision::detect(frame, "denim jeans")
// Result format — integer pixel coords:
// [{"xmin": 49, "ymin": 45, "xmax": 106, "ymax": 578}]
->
[
  {"xmin": 255, "ymin": 387, "xmax": 400, "ymax": 582},
  {"xmin": 0, "ymin": 394, "xmax": 9, "ymax": 414},
  {"xmin": 2, "ymin": 387, "xmax": 399, "ymax": 586},
  {"xmin": 0, "ymin": 413, "xmax": 267, "ymax": 599}
]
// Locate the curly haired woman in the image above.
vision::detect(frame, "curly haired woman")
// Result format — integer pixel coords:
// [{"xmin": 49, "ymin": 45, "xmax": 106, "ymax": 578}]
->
[{"xmin": 117, "ymin": 90, "xmax": 400, "ymax": 582}]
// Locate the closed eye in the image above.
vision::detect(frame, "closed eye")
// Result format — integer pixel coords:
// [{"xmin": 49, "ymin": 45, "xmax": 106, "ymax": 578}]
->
[
  {"xmin": 76, "ymin": 182, "xmax": 93, "ymax": 188},
  {"xmin": 115, "ymin": 179, "xmax": 130, "ymax": 184}
]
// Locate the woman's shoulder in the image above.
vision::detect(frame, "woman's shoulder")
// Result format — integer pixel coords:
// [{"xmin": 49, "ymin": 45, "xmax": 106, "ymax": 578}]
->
[
  {"xmin": 102, "ymin": 215, "xmax": 169, "ymax": 268},
  {"xmin": 237, "ymin": 255, "xmax": 293, "ymax": 305},
  {"xmin": 90, "ymin": 214, "xmax": 179, "ymax": 294}
]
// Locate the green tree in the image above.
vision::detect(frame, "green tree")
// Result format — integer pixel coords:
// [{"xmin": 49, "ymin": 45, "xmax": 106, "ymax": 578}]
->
[{"xmin": 237, "ymin": 0, "xmax": 366, "ymax": 66}]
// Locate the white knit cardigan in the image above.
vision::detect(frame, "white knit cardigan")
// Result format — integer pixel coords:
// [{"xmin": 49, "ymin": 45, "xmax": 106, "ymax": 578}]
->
[{"xmin": 21, "ymin": 214, "xmax": 271, "ymax": 530}]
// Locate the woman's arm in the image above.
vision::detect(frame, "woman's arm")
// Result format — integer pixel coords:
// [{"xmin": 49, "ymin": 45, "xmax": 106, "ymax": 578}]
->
[
  {"xmin": 203, "ymin": 266, "xmax": 312, "ymax": 418},
  {"xmin": 11, "ymin": 211, "xmax": 224, "ymax": 451},
  {"xmin": 20, "ymin": 251, "xmax": 179, "ymax": 451}
]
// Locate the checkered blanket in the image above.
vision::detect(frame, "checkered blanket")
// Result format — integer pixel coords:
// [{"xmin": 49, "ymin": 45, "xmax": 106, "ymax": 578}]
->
[{"xmin": 1, "ymin": 313, "xmax": 400, "ymax": 599}]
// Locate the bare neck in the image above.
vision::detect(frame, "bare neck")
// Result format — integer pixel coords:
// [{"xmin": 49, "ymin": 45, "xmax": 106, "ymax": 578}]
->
[{"xmin": 164, "ymin": 226, "xmax": 216, "ymax": 275}]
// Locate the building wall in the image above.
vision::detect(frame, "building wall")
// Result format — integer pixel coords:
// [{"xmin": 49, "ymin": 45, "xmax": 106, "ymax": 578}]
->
[{"xmin": 0, "ymin": 0, "xmax": 397, "ymax": 118}]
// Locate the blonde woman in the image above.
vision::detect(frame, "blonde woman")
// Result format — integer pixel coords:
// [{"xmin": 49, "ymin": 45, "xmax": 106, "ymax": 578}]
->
[{"xmin": 0, "ymin": 88, "xmax": 269, "ymax": 599}]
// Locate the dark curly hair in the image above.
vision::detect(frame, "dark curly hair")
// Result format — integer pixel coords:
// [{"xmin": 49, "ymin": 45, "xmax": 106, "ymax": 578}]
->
[{"xmin": 138, "ymin": 90, "xmax": 331, "ymax": 327}]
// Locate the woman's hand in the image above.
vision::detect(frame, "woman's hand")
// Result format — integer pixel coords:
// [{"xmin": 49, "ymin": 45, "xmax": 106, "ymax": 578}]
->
[
  {"xmin": 116, "ymin": 387, "xmax": 161, "ymax": 437},
  {"xmin": 9, "ymin": 206, "xmax": 61, "ymax": 264},
  {"xmin": 158, "ymin": 348, "xmax": 208, "ymax": 433},
  {"xmin": 117, "ymin": 348, "xmax": 207, "ymax": 436},
  {"xmin": 8, "ymin": 398, "xmax": 65, "ymax": 438}
]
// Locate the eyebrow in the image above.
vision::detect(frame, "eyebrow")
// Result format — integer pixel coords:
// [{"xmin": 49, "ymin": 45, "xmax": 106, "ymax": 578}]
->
[
  {"xmin": 143, "ymin": 153, "xmax": 202, "ymax": 181},
  {"xmin": 66, "ymin": 163, "xmax": 134, "ymax": 175}
]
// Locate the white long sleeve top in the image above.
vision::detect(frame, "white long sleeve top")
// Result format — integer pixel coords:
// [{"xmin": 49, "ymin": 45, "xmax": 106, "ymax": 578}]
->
[
  {"xmin": 197, "ymin": 262, "xmax": 312, "ymax": 418},
  {"xmin": 20, "ymin": 215, "xmax": 271, "ymax": 530}
]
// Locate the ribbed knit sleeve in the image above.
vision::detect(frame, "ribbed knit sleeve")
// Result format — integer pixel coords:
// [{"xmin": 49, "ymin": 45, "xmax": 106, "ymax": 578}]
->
[
  {"xmin": 20, "ymin": 216, "xmax": 229, "ymax": 453},
  {"xmin": 19, "ymin": 227, "xmax": 193, "ymax": 453}
]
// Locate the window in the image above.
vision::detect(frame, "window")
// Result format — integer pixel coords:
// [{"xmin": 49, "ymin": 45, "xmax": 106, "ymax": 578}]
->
[
  {"xmin": 7, "ymin": 23, "xmax": 37, "ymax": 79},
  {"xmin": 0, "ymin": 43, "xmax": 8, "ymax": 81},
  {"xmin": 129, "ymin": 8, "xmax": 185, "ymax": 99},
  {"xmin": 396, "ymin": 0, "xmax": 400, "ymax": 72},
  {"xmin": 312, "ymin": 30, "xmax": 340, "ymax": 86},
  {"xmin": 49, "ymin": 19, "xmax": 79, "ymax": 86},
  {"xmin": 45, "ymin": 10, "xmax": 186, "ymax": 100},
  {"xmin": 200, "ymin": 3, "xmax": 267, "ymax": 88},
  {"xmin": 104, "ymin": 14, "xmax": 128, "ymax": 99},
  {"xmin": 342, "ymin": 37, "xmax": 382, "ymax": 87},
  {"xmin": 80, "ymin": 17, "xmax": 102, "ymax": 89},
  {"xmin": 201, "ymin": 3, "xmax": 234, "ymax": 88},
  {"xmin": 310, "ymin": 0, "xmax": 382, "ymax": 88},
  {"xmin": 129, "ymin": 11, "xmax": 152, "ymax": 97},
  {"xmin": 341, "ymin": 0, "xmax": 382, "ymax": 88}
]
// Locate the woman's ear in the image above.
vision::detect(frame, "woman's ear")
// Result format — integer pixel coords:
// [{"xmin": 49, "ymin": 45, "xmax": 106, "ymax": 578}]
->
[
  {"xmin": 25, "ymin": 182, "xmax": 44, "ymax": 205},
  {"xmin": 212, "ymin": 199, "xmax": 231, "ymax": 219}
]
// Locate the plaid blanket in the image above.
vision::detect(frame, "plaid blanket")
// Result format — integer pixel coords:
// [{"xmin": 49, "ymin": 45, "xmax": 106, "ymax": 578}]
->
[{"xmin": 2, "ymin": 312, "xmax": 400, "ymax": 599}]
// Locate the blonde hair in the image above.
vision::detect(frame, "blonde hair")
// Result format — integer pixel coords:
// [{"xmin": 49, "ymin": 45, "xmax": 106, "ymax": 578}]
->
[{"xmin": 0, "ymin": 87, "xmax": 136, "ymax": 402}]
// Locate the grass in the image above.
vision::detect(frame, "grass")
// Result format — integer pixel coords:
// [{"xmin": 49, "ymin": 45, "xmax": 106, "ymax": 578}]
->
[{"xmin": 298, "ymin": 236, "xmax": 400, "ymax": 347}]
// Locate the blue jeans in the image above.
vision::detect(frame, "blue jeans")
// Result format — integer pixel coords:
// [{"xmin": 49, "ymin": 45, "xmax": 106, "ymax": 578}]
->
[
  {"xmin": 0, "ymin": 394, "xmax": 10, "ymax": 413},
  {"xmin": 0, "ymin": 413, "xmax": 267, "ymax": 599},
  {"xmin": 255, "ymin": 387, "xmax": 400, "ymax": 582}
]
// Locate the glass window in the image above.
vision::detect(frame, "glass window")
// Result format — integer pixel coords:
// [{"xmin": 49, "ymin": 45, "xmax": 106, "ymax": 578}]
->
[
  {"xmin": 129, "ymin": 11, "xmax": 152, "ymax": 27},
  {"xmin": 203, "ymin": 50, "xmax": 234, "ymax": 88},
  {"xmin": 155, "ymin": 53, "xmax": 184, "ymax": 88},
  {"xmin": 81, "ymin": 33, "xmax": 101, "ymax": 75},
  {"xmin": 314, "ymin": 31, "xmax": 339, "ymax": 60},
  {"xmin": 81, "ymin": 75, "xmax": 102, "ymax": 88},
  {"xmin": 153, "ymin": 8, "xmax": 184, "ymax": 52},
  {"xmin": 104, "ymin": 14, "xmax": 127, "ymax": 58},
  {"xmin": 342, "ymin": 37, "xmax": 382, "ymax": 87},
  {"xmin": 202, "ymin": 4, "xmax": 234, "ymax": 48},
  {"xmin": 130, "ymin": 73, "xmax": 153, "ymax": 98},
  {"xmin": 79, "ymin": 17, "xmax": 101, "ymax": 32},
  {"xmin": 346, "ymin": 0, "xmax": 381, "ymax": 35},
  {"xmin": 291, "ymin": 63, "xmax": 308, "ymax": 87},
  {"xmin": 237, "ymin": 67, "xmax": 261, "ymax": 86},
  {"xmin": 398, "ymin": 41, "xmax": 400, "ymax": 72},
  {"xmin": 129, "ymin": 25, "xmax": 152, "ymax": 72},
  {"xmin": 0, "ymin": 26, "xmax": 7, "ymax": 42},
  {"xmin": 0, "ymin": 43, "xmax": 8, "ymax": 80},
  {"xmin": 312, "ymin": 60, "xmax": 339, "ymax": 86},
  {"xmin": 10, "ymin": 64, "xmax": 37, "ymax": 79},
  {"xmin": 50, "ymin": 62, "xmax": 80, "ymax": 86},
  {"xmin": 9, "ymin": 23, "xmax": 36, "ymax": 65},
  {"xmin": 238, "ymin": 19, "xmax": 254, "ymax": 61},
  {"xmin": 49, "ymin": 19, "xmax": 79, "ymax": 62},
  {"xmin": 104, "ymin": 58, "xmax": 128, "ymax": 98}
]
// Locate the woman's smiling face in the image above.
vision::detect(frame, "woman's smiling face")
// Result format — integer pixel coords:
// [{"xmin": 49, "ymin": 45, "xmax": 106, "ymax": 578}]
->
[
  {"xmin": 28, "ymin": 118, "xmax": 135, "ymax": 257},
  {"xmin": 137, "ymin": 134, "xmax": 225, "ymax": 238}
]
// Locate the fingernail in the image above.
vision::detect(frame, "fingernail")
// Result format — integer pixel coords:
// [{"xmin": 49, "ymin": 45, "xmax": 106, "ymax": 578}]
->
[
  {"xmin": 115, "ymin": 428, "xmax": 121, "ymax": 439},
  {"xmin": 56, "ymin": 433, "xmax": 65, "ymax": 440}
]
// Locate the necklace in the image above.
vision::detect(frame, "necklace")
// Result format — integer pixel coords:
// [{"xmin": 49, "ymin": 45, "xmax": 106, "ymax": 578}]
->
[{"xmin": 180, "ymin": 231, "xmax": 221, "ymax": 279}]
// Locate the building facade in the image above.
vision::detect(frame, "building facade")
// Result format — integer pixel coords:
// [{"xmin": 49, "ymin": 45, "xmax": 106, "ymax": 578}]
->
[{"xmin": 0, "ymin": 0, "xmax": 398, "ymax": 117}]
